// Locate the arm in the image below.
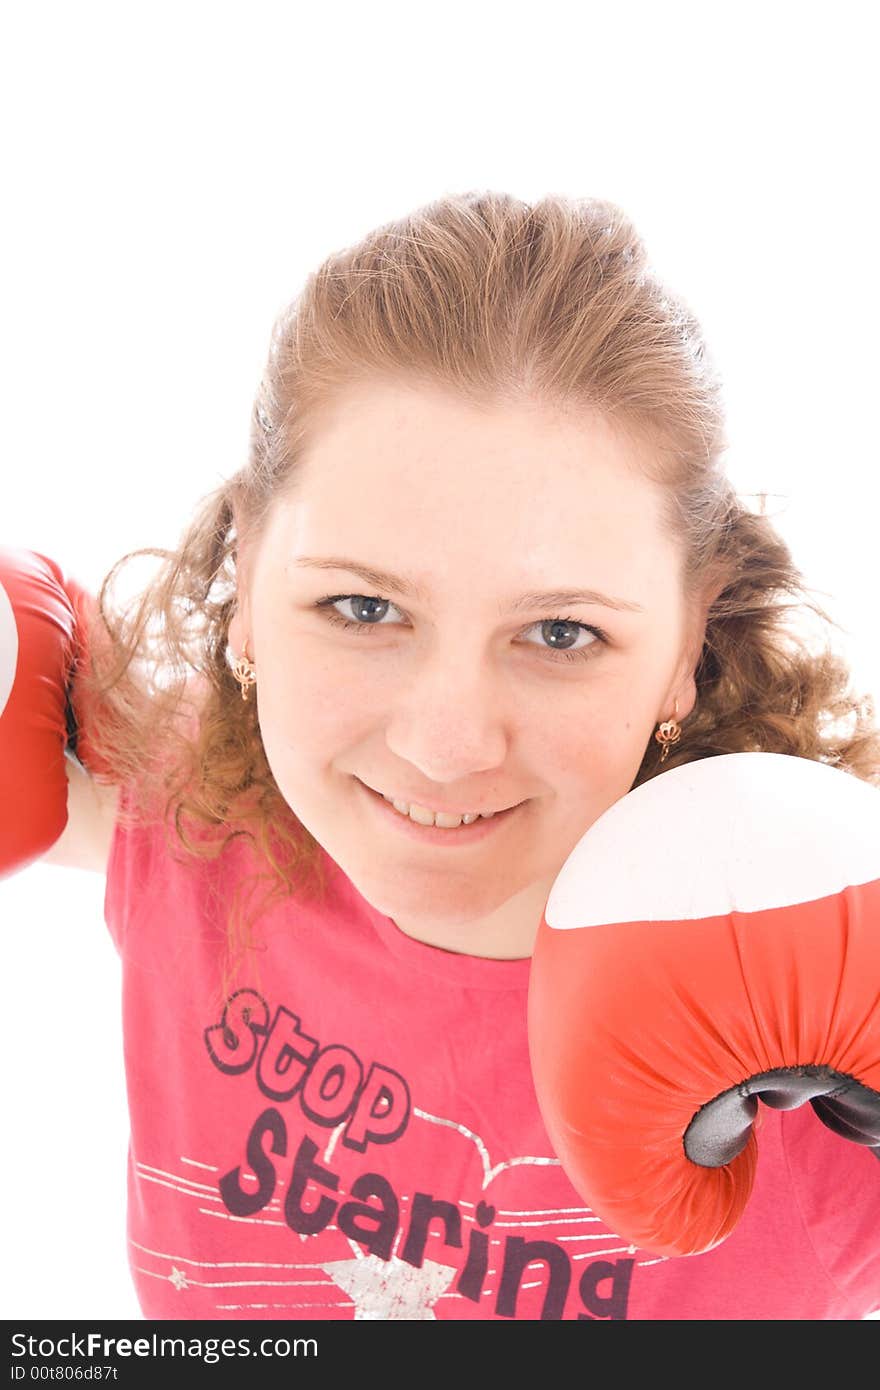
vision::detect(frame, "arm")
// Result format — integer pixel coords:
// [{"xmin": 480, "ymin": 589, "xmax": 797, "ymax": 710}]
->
[{"xmin": 41, "ymin": 754, "xmax": 121, "ymax": 873}]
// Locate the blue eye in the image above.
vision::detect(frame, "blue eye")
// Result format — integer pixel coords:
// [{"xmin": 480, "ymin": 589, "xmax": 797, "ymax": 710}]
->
[
  {"xmin": 314, "ymin": 594, "xmax": 608, "ymax": 664},
  {"xmin": 326, "ymin": 594, "xmax": 395, "ymax": 626},
  {"xmin": 522, "ymin": 617, "xmax": 603, "ymax": 659}
]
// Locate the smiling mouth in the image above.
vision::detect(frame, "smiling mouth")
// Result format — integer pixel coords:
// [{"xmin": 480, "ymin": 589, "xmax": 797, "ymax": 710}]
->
[{"xmin": 357, "ymin": 779, "xmax": 525, "ymax": 834}]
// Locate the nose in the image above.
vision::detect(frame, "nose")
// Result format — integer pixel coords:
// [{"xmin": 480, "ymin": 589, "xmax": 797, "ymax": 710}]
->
[{"xmin": 383, "ymin": 644, "xmax": 510, "ymax": 784}]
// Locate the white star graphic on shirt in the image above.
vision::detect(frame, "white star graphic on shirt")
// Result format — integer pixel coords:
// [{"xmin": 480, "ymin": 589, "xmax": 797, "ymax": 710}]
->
[
  {"xmin": 319, "ymin": 1254, "xmax": 457, "ymax": 1319},
  {"xmin": 169, "ymin": 1266, "xmax": 190, "ymax": 1291}
]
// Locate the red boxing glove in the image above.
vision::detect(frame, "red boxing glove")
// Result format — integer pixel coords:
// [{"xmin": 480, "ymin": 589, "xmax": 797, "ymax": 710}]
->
[
  {"xmin": 0, "ymin": 547, "xmax": 110, "ymax": 878},
  {"xmin": 528, "ymin": 752, "xmax": 880, "ymax": 1258}
]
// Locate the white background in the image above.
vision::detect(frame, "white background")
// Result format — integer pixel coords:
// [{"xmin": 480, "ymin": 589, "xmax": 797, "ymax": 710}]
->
[{"xmin": 2, "ymin": 0, "xmax": 878, "ymax": 1320}]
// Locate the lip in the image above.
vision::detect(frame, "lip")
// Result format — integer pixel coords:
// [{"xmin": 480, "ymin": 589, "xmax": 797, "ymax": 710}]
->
[
  {"xmin": 359, "ymin": 779, "xmax": 515, "ymax": 818},
  {"xmin": 355, "ymin": 778, "xmax": 525, "ymax": 846}
]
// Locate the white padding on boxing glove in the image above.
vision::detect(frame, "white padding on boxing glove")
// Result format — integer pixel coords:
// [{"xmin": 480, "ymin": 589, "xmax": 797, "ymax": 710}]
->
[
  {"xmin": 545, "ymin": 751, "xmax": 880, "ymax": 929},
  {"xmin": 0, "ymin": 577, "xmax": 18, "ymax": 719}
]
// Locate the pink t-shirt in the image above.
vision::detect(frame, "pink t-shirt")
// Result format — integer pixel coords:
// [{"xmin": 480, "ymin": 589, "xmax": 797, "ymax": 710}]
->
[{"xmin": 103, "ymin": 788, "xmax": 880, "ymax": 1321}]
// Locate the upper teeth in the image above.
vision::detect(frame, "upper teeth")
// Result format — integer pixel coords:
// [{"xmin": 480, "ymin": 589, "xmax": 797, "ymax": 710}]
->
[{"xmin": 381, "ymin": 794, "xmax": 496, "ymax": 829}]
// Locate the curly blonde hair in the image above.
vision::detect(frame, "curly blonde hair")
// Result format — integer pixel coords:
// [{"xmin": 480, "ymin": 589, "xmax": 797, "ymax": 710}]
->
[{"xmin": 74, "ymin": 190, "xmax": 880, "ymax": 977}]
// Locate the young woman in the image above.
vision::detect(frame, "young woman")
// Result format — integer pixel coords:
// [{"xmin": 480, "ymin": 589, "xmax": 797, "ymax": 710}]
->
[{"xmin": 4, "ymin": 191, "xmax": 879, "ymax": 1320}]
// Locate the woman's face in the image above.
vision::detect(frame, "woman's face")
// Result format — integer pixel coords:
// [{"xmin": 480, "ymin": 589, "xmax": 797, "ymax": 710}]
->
[{"xmin": 230, "ymin": 377, "xmax": 704, "ymax": 957}]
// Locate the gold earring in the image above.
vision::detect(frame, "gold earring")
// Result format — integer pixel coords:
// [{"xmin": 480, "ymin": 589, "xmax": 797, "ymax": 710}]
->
[
  {"xmin": 654, "ymin": 699, "xmax": 682, "ymax": 763},
  {"xmin": 231, "ymin": 640, "xmax": 257, "ymax": 702}
]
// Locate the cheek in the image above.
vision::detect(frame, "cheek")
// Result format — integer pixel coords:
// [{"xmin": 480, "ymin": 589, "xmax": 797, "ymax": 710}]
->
[
  {"xmin": 539, "ymin": 697, "xmax": 654, "ymax": 807},
  {"xmin": 256, "ymin": 648, "xmax": 380, "ymax": 760}
]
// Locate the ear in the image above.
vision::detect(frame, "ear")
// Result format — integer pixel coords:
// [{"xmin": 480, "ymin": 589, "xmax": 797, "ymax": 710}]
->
[
  {"xmin": 227, "ymin": 498, "xmax": 252, "ymax": 661},
  {"xmin": 664, "ymin": 599, "xmax": 711, "ymax": 723},
  {"xmin": 665, "ymin": 668, "xmax": 699, "ymax": 724},
  {"xmin": 227, "ymin": 601, "xmax": 248, "ymax": 663}
]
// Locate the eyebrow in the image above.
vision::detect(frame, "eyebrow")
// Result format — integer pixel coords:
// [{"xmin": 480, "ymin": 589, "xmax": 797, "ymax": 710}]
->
[{"xmin": 292, "ymin": 555, "xmax": 645, "ymax": 614}]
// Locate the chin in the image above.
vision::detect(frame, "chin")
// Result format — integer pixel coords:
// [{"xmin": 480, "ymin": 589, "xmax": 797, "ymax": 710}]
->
[{"xmin": 345, "ymin": 860, "xmax": 523, "ymax": 929}]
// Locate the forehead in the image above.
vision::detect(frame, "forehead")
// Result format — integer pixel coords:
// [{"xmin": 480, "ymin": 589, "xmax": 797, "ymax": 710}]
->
[{"xmin": 270, "ymin": 378, "xmax": 683, "ymax": 601}]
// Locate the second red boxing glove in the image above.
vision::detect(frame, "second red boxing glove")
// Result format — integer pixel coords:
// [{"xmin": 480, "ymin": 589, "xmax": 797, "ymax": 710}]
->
[
  {"xmin": 0, "ymin": 547, "xmax": 111, "ymax": 878},
  {"xmin": 527, "ymin": 751, "xmax": 880, "ymax": 1258}
]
